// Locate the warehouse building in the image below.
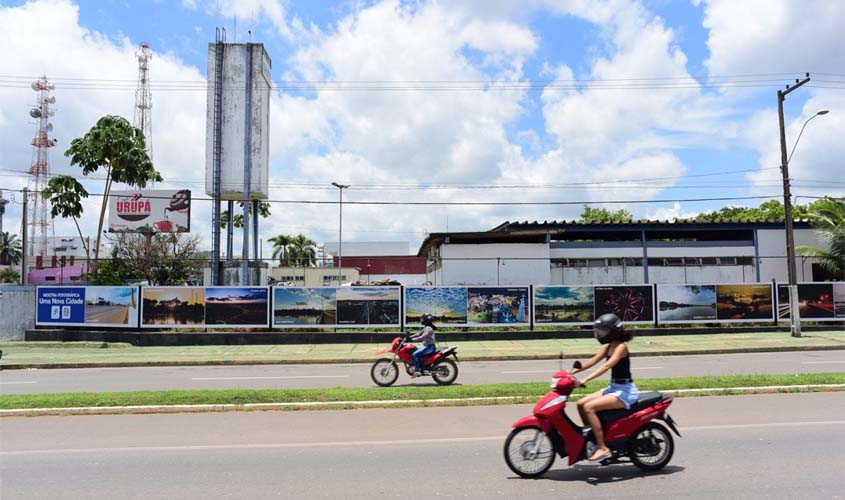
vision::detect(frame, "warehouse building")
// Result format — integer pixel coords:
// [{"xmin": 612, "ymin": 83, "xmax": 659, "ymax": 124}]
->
[{"xmin": 418, "ymin": 220, "xmax": 833, "ymax": 286}]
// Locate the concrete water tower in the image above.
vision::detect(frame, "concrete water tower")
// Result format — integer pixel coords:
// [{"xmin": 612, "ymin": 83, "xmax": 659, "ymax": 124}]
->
[{"xmin": 205, "ymin": 29, "xmax": 271, "ymax": 286}]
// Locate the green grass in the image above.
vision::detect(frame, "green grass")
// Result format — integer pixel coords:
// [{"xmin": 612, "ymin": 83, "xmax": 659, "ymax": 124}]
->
[{"xmin": 1, "ymin": 373, "xmax": 841, "ymax": 411}]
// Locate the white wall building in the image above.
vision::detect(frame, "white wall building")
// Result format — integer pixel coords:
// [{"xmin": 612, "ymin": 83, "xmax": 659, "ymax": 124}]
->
[{"xmin": 418, "ymin": 220, "xmax": 836, "ymax": 286}]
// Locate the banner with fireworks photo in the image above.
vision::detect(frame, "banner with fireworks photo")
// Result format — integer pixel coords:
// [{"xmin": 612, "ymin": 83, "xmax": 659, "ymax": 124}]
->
[
  {"xmin": 404, "ymin": 287, "xmax": 469, "ymax": 325},
  {"xmin": 466, "ymin": 287, "xmax": 530, "ymax": 326},
  {"xmin": 594, "ymin": 285, "xmax": 655, "ymax": 324},
  {"xmin": 776, "ymin": 282, "xmax": 845, "ymax": 321},
  {"xmin": 533, "ymin": 286, "xmax": 595, "ymax": 325}
]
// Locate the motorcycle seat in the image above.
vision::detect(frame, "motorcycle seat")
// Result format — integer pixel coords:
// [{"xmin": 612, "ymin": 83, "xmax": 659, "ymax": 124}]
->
[{"xmin": 596, "ymin": 391, "xmax": 665, "ymax": 427}]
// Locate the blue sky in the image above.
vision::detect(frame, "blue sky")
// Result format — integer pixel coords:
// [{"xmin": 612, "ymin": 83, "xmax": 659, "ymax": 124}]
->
[{"xmin": 0, "ymin": 0, "xmax": 842, "ymax": 254}]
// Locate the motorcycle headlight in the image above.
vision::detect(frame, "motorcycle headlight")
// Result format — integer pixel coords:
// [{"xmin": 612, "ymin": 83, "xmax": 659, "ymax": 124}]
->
[{"xmin": 550, "ymin": 377, "xmax": 560, "ymax": 388}]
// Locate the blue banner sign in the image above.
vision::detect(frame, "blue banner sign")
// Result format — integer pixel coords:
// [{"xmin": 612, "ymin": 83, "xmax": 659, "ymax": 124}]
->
[{"xmin": 36, "ymin": 287, "xmax": 86, "ymax": 325}]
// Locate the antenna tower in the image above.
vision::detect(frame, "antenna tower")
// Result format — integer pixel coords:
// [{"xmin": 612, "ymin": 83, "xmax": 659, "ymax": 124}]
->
[
  {"xmin": 134, "ymin": 42, "xmax": 153, "ymax": 170},
  {"xmin": 27, "ymin": 76, "xmax": 57, "ymax": 258}
]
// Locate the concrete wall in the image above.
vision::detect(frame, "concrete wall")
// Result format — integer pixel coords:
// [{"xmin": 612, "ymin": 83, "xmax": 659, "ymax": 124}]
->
[
  {"xmin": 757, "ymin": 228, "xmax": 824, "ymax": 282},
  {"xmin": 323, "ymin": 241, "xmax": 410, "ymax": 256},
  {"xmin": 0, "ymin": 286, "xmax": 35, "ymax": 341},
  {"xmin": 440, "ymin": 243, "xmax": 550, "ymax": 285}
]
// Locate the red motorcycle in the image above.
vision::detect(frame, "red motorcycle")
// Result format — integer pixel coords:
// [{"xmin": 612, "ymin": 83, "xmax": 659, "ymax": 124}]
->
[
  {"xmin": 504, "ymin": 361, "xmax": 681, "ymax": 478},
  {"xmin": 370, "ymin": 332, "xmax": 459, "ymax": 386}
]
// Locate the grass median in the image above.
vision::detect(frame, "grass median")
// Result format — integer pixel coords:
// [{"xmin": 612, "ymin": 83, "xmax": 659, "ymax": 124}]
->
[{"xmin": 1, "ymin": 373, "xmax": 842, "ymax": 412}]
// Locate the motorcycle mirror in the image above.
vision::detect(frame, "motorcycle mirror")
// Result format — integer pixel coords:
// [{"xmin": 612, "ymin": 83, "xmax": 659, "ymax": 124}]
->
[{"xmin": 572, "ymin": 360, "xmax": 582, "ymax": 370}]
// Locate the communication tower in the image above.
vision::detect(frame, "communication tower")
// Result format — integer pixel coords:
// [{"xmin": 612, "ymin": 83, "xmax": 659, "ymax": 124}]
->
[
  {"xmin": 27, "ymin": 76, "xmax": 57, "ymax": 259},
  {"xmin": 133, "ymin": 42, "xmax": 154, "ymax": 169}
]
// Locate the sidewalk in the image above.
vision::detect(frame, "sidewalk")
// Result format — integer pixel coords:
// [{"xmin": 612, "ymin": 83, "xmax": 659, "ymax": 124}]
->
[{"xmin": 1, "ymin": 330, "xmax": 843, "ymax": 369}]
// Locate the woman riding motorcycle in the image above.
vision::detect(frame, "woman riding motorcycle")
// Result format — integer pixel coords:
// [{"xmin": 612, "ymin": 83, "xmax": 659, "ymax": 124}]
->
[
  {"xmin": 570, "ymin": 313, "xmax": 639, "ymax": 462},
  {"xmin": 409, "ymin": 313, "xmax": 437, "ymax": 378}
]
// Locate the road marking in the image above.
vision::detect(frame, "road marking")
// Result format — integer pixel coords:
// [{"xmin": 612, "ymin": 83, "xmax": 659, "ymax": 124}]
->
[
  {"xmin": 502, "ymin": 366, "xmax": 663, "ymax": 374},
  {"xmin": 191, "ymin": 375, "xmax": 351, "ymax": 381},
  {"xmin": 801, "ymin": 361, "xmax": 845, "ymax": 364},
  {"xmin": 3, "ymin": 421, "xmax": 844, "ymax": 456},
  {"xmin": 0, "ymin": 381, "xmax": 37, "ymax": 385}
]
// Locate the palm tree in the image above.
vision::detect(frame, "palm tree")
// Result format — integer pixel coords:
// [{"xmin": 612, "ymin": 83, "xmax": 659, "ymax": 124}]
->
[
  {"xmin": 268, "ymin": 234, "xmax": 294, "ymax": 266},
  {"xmin": 0, "ymin": 232, "xmax": 23, "ymax": 266},
  {"xmin": 797, "ymin": 197, "xmax": 845, "ymax": 279},
  {"xmin": 288, "ymin": 234, "xmax": 317, "ymax": 267}
]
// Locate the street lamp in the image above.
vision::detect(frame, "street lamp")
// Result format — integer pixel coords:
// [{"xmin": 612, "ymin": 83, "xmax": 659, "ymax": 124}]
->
[
  {"xmin": 331, "ymin": 182, "xmax": 349, "ymax": 283},
  {"xmin": 788, "ymin": 109, "xmax": 829, "ymax": 163},
  {"xmin": 777, "ymin": 72, "xmax": 826, "ymax": 337}
]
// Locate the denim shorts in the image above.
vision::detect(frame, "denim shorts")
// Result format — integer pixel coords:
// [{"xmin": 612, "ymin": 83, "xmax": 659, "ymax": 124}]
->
[{"xmin": 602, "ymin": 382, "xmax": 640, "ymax": 409}]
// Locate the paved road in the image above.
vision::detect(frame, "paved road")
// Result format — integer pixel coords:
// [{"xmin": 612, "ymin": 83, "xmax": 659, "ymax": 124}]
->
[
  {"xmin": 1, "ymin": 392, "xmax": 843, "ymax": 499},
  {"xmin": 1, "ymin": 350, "xmax": 843, "ymax": 394},
  {"xmin": 84, "ymin": 305, "xmax": 130, "ymax": 324}
]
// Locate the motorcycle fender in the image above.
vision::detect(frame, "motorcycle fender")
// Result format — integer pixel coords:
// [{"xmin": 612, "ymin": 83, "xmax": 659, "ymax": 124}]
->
[
  {"xmin": 512, "ymin": 415, "xmax": 553, "ymax": 434},
  {"xmin": 660, "ymin": 413, "xmax": 682, "ymax": 437}
]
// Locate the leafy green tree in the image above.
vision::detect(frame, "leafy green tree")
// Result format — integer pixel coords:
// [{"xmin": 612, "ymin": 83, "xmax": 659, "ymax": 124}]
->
[
  {"xmin": 0, "ymin": 232, "xmax": 23, "ymax": 265},
  {"xmin": 797, "ymin": 197, "xmax": 845, "ymax": 279},
  {"xmin": 694, "ymin": 200, "xmax": 786, "ymax": 222},
  {"xmin": 41, "ymin": 176, "xmax": 91, "ymax": 262},
  {"xmin": 0, "ymin": 267, "xmax": 20, "ymax": 284},
  {"xmin": 220, "ymin": 201, "xmax": 271, "ymax": 229},
  {"xmin": 579, "ymin": 205, "xmax": 634, "ymax": 223},
  {"xmin": 288, "ymin": 233, "xmax": 317, "ymax": 267},
  {"xmin": 268, "ymin": 233, "xmax": 294, "ymax": 266},
  {"xmin": 59, "ymin": 115, "xmax": 162, "ymax": 267}
]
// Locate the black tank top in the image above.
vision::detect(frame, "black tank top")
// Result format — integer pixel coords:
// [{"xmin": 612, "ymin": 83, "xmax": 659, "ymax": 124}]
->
[{"xmin": 607, "ymin": 346, "xmax": 632, "ymax": 380}]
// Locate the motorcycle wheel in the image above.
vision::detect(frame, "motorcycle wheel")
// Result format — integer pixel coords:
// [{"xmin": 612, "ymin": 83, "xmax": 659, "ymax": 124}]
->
[
  {"xmin": 431, "ymin": 359, "xmax": 458, "ymax": 386},
  {"xmin": 628, "ymin": 422, "xmax": 674, "ymax": 471},
  {"xmin": 503, "ymin": 426, "xmax": 556, "ymax": 478},
  {"xmin": 370, "ymin": 359, "xmax": 399, "ymax": 387}
]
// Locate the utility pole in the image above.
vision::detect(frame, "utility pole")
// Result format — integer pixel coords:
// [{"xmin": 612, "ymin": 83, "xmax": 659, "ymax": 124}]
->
[
  {"xmin": 777, "ymin": 73, "xmax": 810, "ymax": 337},
  {"xmin": 21, "ymin": 188, "xmax": 28, "ymax": 285}
]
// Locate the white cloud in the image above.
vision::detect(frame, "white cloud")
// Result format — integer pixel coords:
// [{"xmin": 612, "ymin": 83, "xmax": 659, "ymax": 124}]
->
[{"xmin": 700, "ymin": 0, "xmax": 844, "ymax": 76}]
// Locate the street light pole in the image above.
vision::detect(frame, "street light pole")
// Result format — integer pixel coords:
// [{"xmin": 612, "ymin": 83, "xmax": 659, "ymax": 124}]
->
[
  {"xmin": 331, "ymin": 182, "xmax": 349, "ymax": 284},
  {"xmin": 777, "ymin": 73, "xmax": 819, "ymax": 337}
]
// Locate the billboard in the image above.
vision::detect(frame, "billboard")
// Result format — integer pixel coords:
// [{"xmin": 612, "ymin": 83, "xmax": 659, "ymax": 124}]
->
[
  {"xmin": 594, "ymin": 285, "xmax": 655, "ymax": 324},
  {"xmin": 777, "ymin": 282, "xmax": 845, "ymax": 321},
  {"xmin": 533, "ymin": 286, "xmax": 594, "ymax": 325},
  {"xmin": 109, "ymin": 190, "xmax": 191, "ymax": 233},
  {"xmin": 715, "ymin": 284, "xmax": 773, "ymax": 322},
  {"xmin": 467, "ymin": 286, "xmax": 530, "ymax": 326},
  {"xmin": 657, "ymin": 284, "xmax": 718, "ymax": 324},
  {"xmin": 36, "ymin": 286, "xmax": 139, "ymax": 327},
  {"xmin": 272, "ymin": 286, "xmax": 400, "ymax": 328},
  {"xmin": 404, "ymin": 287, "xmax": 468, "ymax": 325}
]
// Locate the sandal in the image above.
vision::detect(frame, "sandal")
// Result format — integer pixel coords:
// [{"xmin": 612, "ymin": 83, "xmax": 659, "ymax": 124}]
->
[{"xmin": 588, "ymin": 449, "xmax": 612, "ymax": 462}]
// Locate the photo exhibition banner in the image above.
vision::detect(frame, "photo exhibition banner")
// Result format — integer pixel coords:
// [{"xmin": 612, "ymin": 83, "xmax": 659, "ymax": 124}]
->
[
  {"xmin": 140, "ymin": 286, "xmax": 269, "ymax": 328},
  {"xmin": 272, "ymin": 286, "xmax": 401, "ymax": 328},
  {"xmin": 658, "ymin": 283, "xmax": 775, "ymax": 323},
  {"xmin": 36, "ymin": 286, "xmax": 140, "ymax": 328},
  {"xmin": 533, "ymin": 286, "xmax": 595, "ymax": 325},
  {"xmin": 776, "ymin": 282, "xmax": 845, "ymax": 321}
]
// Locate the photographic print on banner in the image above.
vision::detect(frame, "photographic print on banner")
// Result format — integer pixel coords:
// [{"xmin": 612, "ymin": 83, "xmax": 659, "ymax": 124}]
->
[
  {"xmin": 777, "ymin": 282, "xmax": 844, "ymax": 320},
  {"xmin": 141, "ymin": 287, "xmax": 205, "ymax": 327},
  {"xmin": 657, "ymin": 284, "xmax": 718, "ymax": 324},
  {"xmin": 467, "ymin": 286, "xmax": 529, "ymax": 326},
  {"xmin": 715, "ymin": 284, "xmax": 773, "ymax": 321},
  {"xmin": 36, "ymin": 286, "xmax": 139, "ymax": 327},
  {"xmin": 533, "ymin": 286, "xmax": 594, "ymax": 325},
  {"xmin": 404, "ymin": 287, "xmax": 468, "ymax": 325},
  {"xmin": 272, "ymin": 287, "xmax": 337, "ymax": 326},
  {"xmin": 594, "ymin": 285, "xmax": 654, "ymax": 324},
  {"xmin": 205, "ymin": 287, "xmax": 269, "ymax": 327},
  {"xmin": 336, "ymin": 286, "xmax": 401, "ymax": 327}
]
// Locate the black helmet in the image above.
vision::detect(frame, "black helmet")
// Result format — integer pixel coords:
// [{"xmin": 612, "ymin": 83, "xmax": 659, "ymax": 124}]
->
[
  {"xmin": 421, "ymin": 313, "xmax": 435, "ymax": 327},
  {"xmin": 594, "ymin": 313, "xmax": 626, "ymax": 344}
]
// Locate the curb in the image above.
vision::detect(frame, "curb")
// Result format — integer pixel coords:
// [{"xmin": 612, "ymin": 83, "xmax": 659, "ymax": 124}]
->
[
  {"xmin": 1, "ymin": 344, "xmax": 844, "ymax": 370},
  {"xmin": 2, "ymin": 385, "xmax": 843, "ymax": 417}
]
